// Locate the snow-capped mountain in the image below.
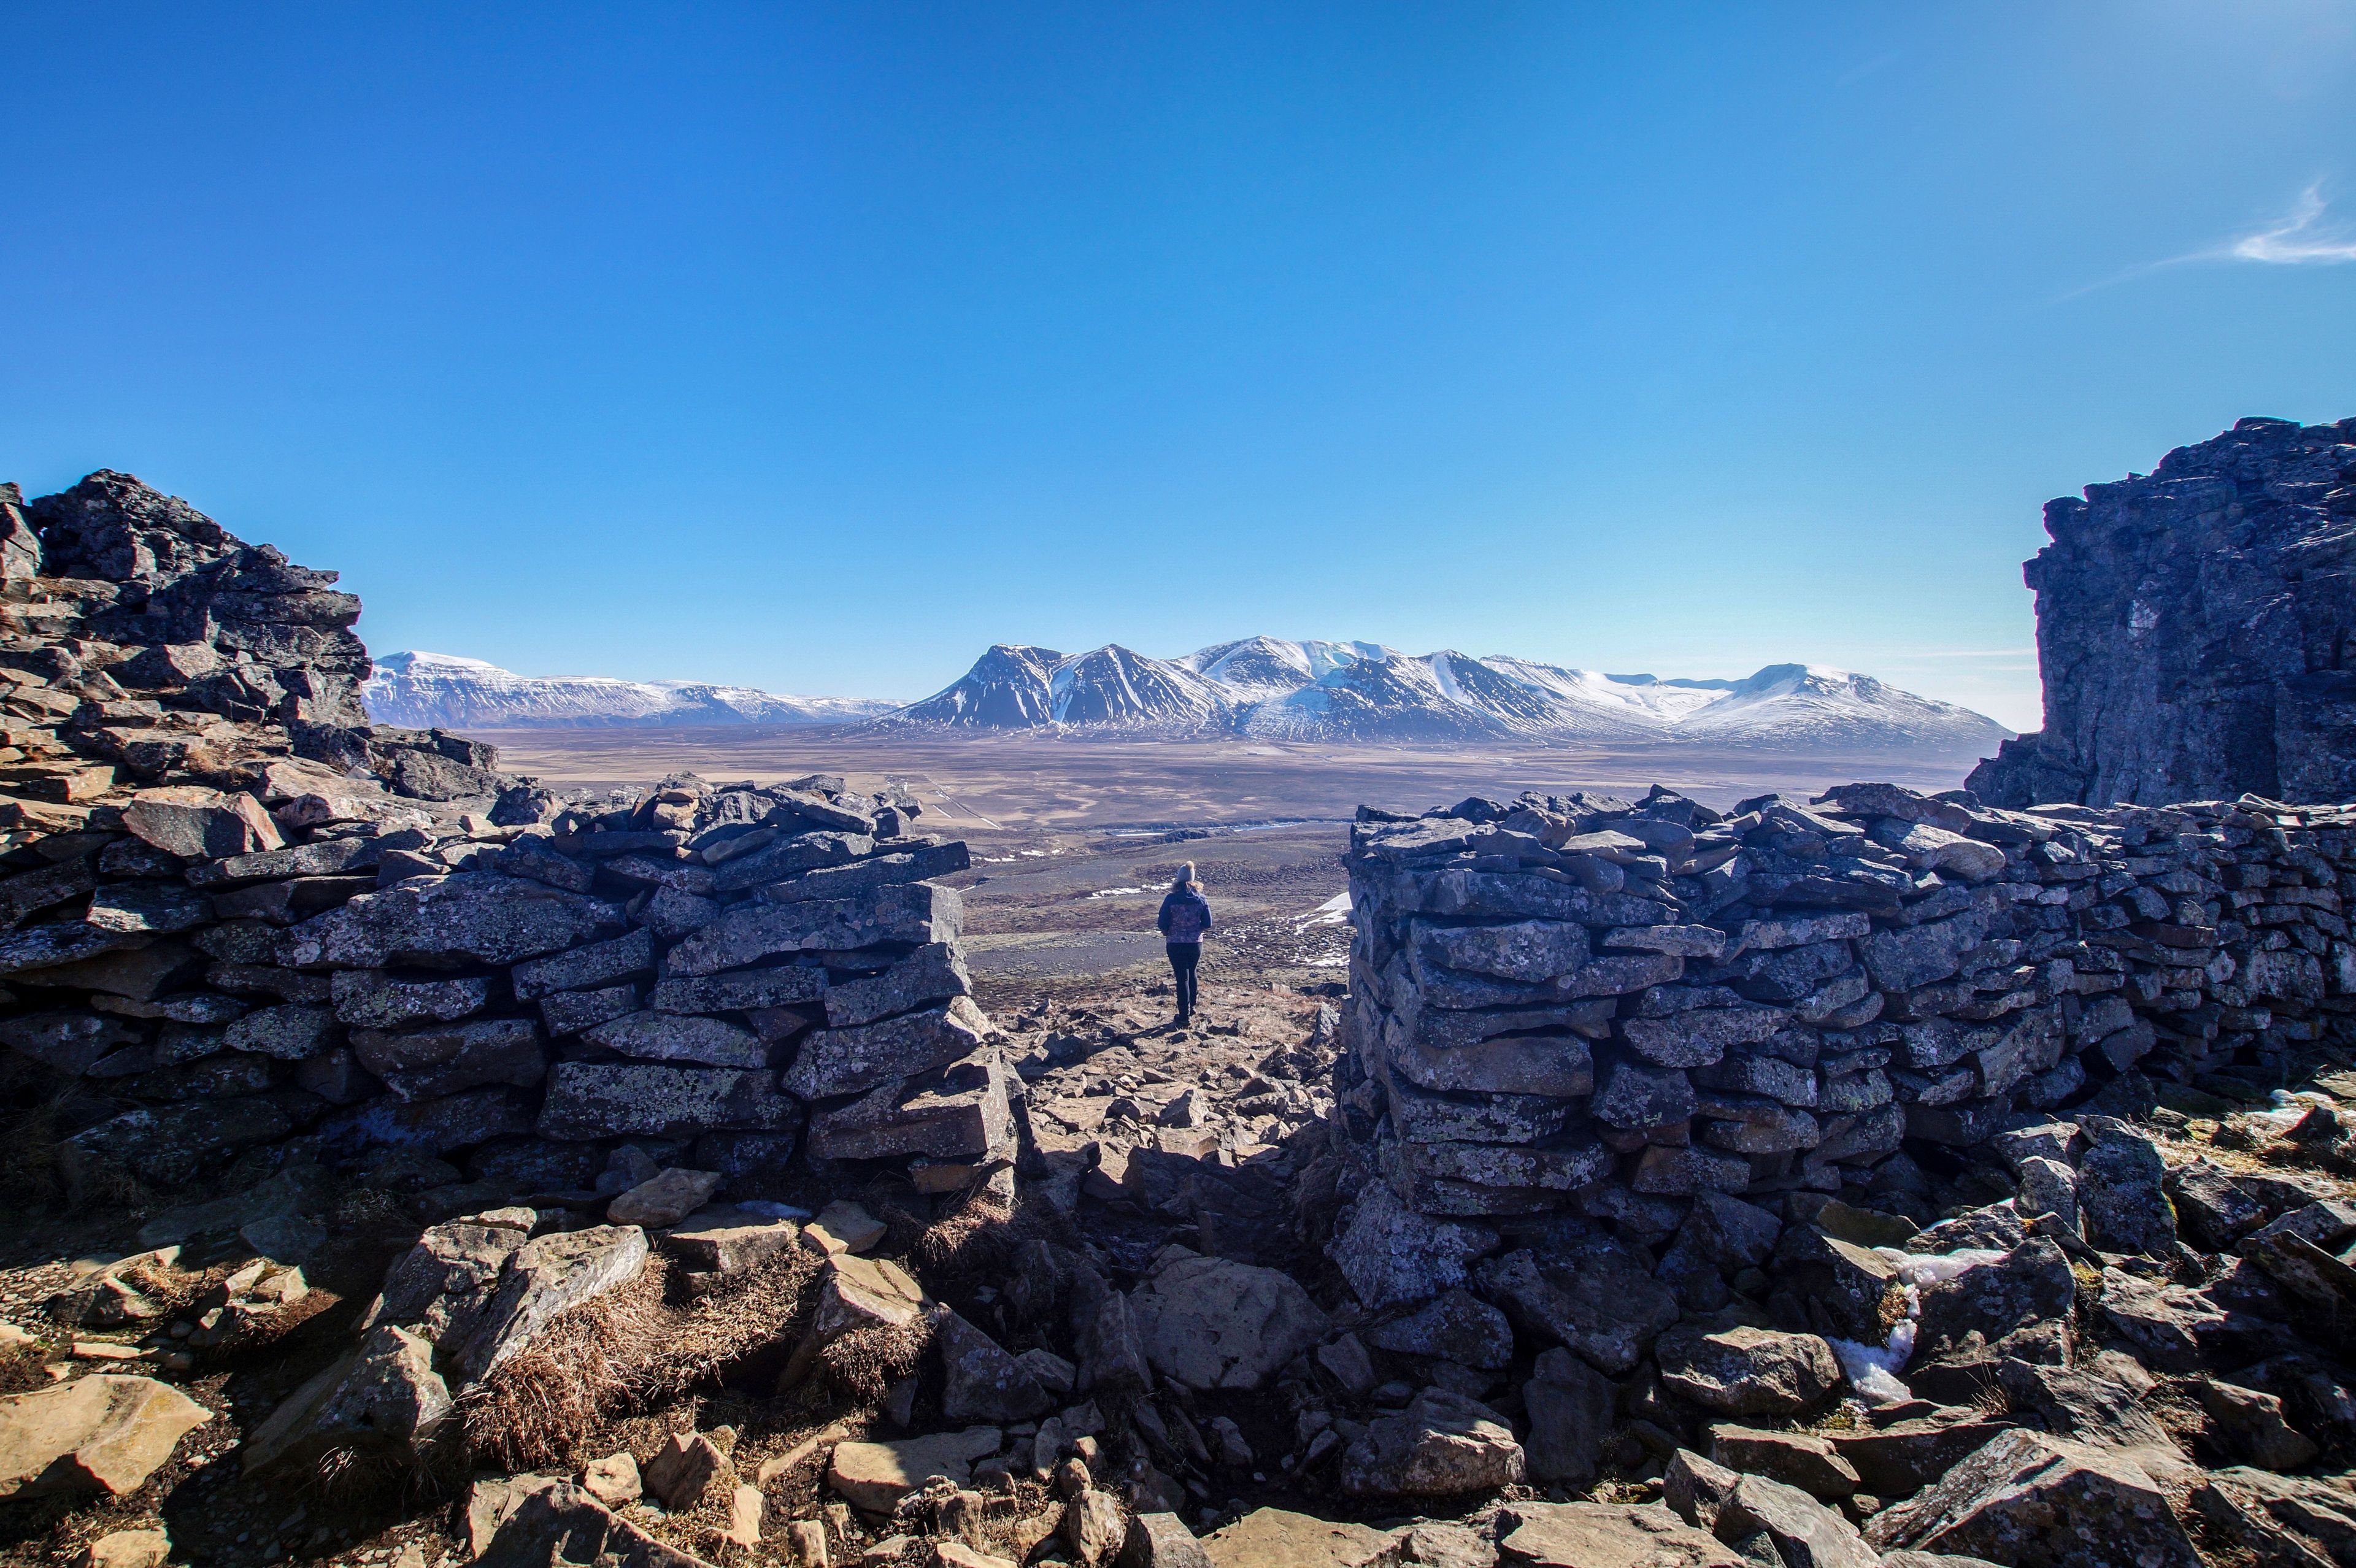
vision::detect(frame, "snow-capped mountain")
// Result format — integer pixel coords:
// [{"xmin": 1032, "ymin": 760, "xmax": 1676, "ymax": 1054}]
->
[
  {"xmin": 362, "ymin": 652, "xmax": 896, "ymax": 729},
  {"xmin": 875, "ymin": 639, "xmax": 2010, "ymax": 753}
]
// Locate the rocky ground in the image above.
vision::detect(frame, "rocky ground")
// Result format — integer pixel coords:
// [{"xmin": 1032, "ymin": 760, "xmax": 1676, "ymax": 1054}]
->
[{"xmin": 11, "ymin": 943, "xmax": 2356, "ymax": 1568}]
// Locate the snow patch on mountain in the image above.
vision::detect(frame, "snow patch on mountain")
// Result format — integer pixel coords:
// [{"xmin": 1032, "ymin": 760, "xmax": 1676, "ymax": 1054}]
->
[
  {"xmin": 877, "ymin": 637, "xmax": 2011, "ymax": 754},
  {"xmin": 363, "ymin": 651, "xmax": 896, "ymax": 729}
]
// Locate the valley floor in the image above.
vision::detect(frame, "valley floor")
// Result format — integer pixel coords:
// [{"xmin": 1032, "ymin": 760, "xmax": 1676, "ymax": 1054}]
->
[
  {"xmin": 474, "ymin": 729, "xmax": 1987, "ymax": 832},
  {"xmin": 480, "ymin": 728, "xmax": 1985, "ymax": 1002}
]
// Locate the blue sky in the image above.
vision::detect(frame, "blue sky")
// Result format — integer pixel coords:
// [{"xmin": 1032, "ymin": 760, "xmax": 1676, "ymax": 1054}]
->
[{"xmin": 4, "ymin": 4, "xmax": 2354, "ymax": 733}]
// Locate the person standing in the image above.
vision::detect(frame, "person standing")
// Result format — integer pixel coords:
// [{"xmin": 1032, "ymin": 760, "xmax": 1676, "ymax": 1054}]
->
[{"xmin": 1156, "ymin": 861, "xmax": 1212, "ymax": 1027}]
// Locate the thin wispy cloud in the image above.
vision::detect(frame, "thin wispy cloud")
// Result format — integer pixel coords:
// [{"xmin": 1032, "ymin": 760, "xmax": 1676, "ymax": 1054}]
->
[
  {"xmin": 2054, "ymin": 182, "xmax": 2356, "ymax": 303},
  {"xmin": 2228, "ymin": 184, "xmax": 2356, "ymax": 264}
]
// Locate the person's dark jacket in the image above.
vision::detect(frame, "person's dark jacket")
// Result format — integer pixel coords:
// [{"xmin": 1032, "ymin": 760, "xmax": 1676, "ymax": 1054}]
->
[{"xmin": 1158, "ymin": 885, "xmax": 1212, "ymax": 943}]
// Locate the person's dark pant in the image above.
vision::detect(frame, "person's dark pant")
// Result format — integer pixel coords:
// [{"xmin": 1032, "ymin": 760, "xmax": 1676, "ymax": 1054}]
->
[{"xmin": 1167, "ymin": 942, "xmax": 1201, "ymax": 1021}]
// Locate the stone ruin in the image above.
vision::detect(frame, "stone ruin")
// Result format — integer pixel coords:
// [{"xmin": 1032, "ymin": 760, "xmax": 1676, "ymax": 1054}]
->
[
  {"xmin": 0, "ymin": 471, "xmax": 1004, "ymax": 1216},
  {"xmin": 1300, "ymin": 780, "xmax": 2356, "ymax": 1564},
  {"xmin": 1971, "ymin": 414, "xmax": 2356, "ymax": 809},
  {"xmin": 1334, "ymin": 781, "xmax": 2356, "ymax": 1236},
  {"xmin": 9, "ymin": 466, "xmax": 2356, "ymax": 1568}
]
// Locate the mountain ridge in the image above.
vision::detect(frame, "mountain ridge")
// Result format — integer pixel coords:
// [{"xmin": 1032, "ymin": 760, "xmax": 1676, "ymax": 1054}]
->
[
  {"xmin": 362, "ymin": 651, "xmax": 898, "ymax": 729},
  {"xmin": 363, "ymin": 640, "xmax": 2011, "ymax": 756},
  {"xmin": 879, "ymin": 637, "xmax": 2012, "ymax": 753}
]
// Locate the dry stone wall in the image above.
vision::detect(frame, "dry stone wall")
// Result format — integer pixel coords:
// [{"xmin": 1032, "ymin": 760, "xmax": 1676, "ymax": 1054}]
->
[
  {"xmin": 0, "ymin": 472, "xmax": 1003, "ymax": 1218},
  {"xmin": 1334, "ymin": 780, "xmax": 2356, "ymax": 1268}
]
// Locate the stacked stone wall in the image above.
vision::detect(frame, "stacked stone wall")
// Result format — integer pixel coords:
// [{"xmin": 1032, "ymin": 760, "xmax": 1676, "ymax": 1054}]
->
[
  {"xmin": 0, "ymin": 472, "xmax": 1004, "ymax": 1220},
  {"xmin": 1335, "ymin": 781, "xmax": 2356, "ymax": 1237}
]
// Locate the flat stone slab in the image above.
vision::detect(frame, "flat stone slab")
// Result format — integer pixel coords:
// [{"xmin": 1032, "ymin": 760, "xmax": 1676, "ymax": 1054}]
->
[
  {"xmin": 658, "ymin": 1206, "xmax": 801, "ymax": 1275},
  {"xmin": 828, "ymin": 1426, "xmax": 1003, "ymax": 1511},
  {"xmin": 1201, "ymin": 1508, "xmax": 1398, "ymax": 1568},
  {"xmin": 1496, "ymin": 1502, "xmax": 1744, "ymax": 1568},
  {"xmin": 0, "ymin": 1375, "xmax": 214, "ymax": 1497}
]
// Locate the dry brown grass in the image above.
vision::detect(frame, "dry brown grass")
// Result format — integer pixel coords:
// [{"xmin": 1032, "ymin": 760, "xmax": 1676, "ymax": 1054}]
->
[
  {"xmin": 115, "ymin": 1259, "xmax": 209, "ymax": 1318},
  {"xmin": 675, "ymin": 1251, "xmax": 824, "ymax": 1378},
  {"xmin": 911, "ymin": 1191, "xmax": 1016, "ymax": 1290},
  {"xmin": 818, "ymin": 1320, "xmax": 931, "ymax": 1407},
  {"xmin": 460, "ymin": 1245, "xmax": 826, "ymax": 1473},
  {"xmin": 462, "ymin": 1262, "xmax": 673, "ymax": 1472}
]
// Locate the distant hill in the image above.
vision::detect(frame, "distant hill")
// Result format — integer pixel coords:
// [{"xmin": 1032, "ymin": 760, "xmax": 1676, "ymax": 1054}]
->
[
  {"xmin": 362, "ymin": 651, "xmax": 896, "ymax": 729},
  {"xmin": 876, "ymin": 636, "xmax": 2011, "ymax": 754}
]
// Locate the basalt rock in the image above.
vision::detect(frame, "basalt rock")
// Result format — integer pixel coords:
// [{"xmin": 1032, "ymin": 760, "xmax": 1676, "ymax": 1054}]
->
[{"xmin": 1970, "ymin": 415, "xmax": 2356, "ymax": 807}]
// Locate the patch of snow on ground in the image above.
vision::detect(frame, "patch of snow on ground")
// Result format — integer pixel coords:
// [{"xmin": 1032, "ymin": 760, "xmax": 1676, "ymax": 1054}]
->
[{"xmin": 1296, "ymin": 892, "xmax": 1352, "ymax": 930}]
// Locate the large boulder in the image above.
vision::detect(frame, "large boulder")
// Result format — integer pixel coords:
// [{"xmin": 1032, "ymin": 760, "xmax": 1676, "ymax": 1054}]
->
[
  {"xmin": 122, "ymin": 786, "xmax": 282, "ymax": 859},
  {"xmin": 1363, "ymin": 1288, "xmax": 1514, "ymax": 1371},
  {"xmin": 364, "ymin": 1214, "xmax": 533, "ymax": 1346},
  {"xmin": 2166, "ymin": 1160, "xmax": 2269, "ymax": 1251},
  {"xmin": 1338, "ymin": 1388, "xmax": 1523, "ymax": 1497},
  {"xmin": 1707, "ymin": 1428, "xmax": 1859, "ymax": 1501},
  {"xmin": 1865, "ymin": 1430, "xmax": 2200, "ymax": 1568},
  {"xmin": 1494, "ymin": 1502, "xmax": 1743, "ymax": 1568},
  {"xmin": 473, "ymin": 1479, "xmax": 710, "ymax": 1568},
  {"xmin": 1201, "ymin": 1509, "xmax": 1399, "ymax": 1568},
  {"xmin": 2189, "ymin": 1467, "xmax": 2356, "ymax": 1568},
  {"xmin": 827, "ymin": 1427, "xmax": 1003, "ymax": 1512},
  {"xmin": 1912, "ymin": 1239, "xmax": 2076, "ymax": 1359},
  {"xmin": 1331, "ymin": 1183, "xmax": 1499, "ymax": 1310},
  {"xmin": 1131, "ymin": 1255, "xmax": 1330, "ymax": 1391},
  {"xmin": 1522, "ymin": 1348, "xmax": 1614, "ymax": 1487},
  {"xmin": 782, "ymin": 1253, "xmax": 930, "ymax": 1387},
  {"xmin": 1769, "ymin": 1227, "xmax": 1906, "ymax": 1342},
  {"xmin": 2076, "ymin": 1122, "xmax": 2178, "ymax": 1257},
  {"xmin": 938, "ymin": 1312, "xmax": 1050, "ymax": 1424},
  {"xmin": 239, "ymin": 1325, "xmax": 450, "ymax": 1476},
  {"xmin": 0, "ymin": 1375, "xmax": 213, "ymax": 1497},
  {"xmin": 1827, "ymin": 1410, "xmax": 2015, "ymax": 1499},
  {"xmin": 1656, "ymin": 1326, "xmax": 1841, "ymax": 1416},
  {"xmin": 1717, "ymin": 1472, "xmax": 1881, "ymax": 1568},
  {"xmin": 2193, "ymin": 1382, "xmax": 2320, "ymax": 1472},
  {"xmin": 606, "ymin": 1169, "xmax": 722, "ymax": 1228},
  {"xmin": 445, "ymin": 1225, "xmax": 650, "ymax": 1385}
]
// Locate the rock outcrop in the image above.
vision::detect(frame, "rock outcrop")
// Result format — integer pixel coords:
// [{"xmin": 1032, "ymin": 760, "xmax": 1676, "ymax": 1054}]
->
[{"xmin": 1971, "ymin": 415, "xmax": 2356, "ymax": 807}]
